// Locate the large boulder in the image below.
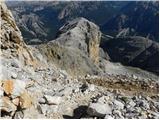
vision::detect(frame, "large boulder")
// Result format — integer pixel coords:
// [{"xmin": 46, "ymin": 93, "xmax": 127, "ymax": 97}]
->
[{"xmin": 87, "ymin": 103, "xmax": 112, "ymax": 118}]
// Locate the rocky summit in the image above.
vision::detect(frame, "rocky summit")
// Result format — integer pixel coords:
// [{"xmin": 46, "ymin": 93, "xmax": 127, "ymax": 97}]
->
[
  {"xmin": 37, "ymin": 17, "xmax": 103, "ymax": 76},
  {"xmin": 0, "ymin": 1, "xmax": 159, "ymax": 119}
]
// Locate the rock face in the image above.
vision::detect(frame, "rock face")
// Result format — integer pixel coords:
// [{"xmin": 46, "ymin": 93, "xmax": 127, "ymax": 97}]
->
[
  {"xmin": 55, "ymin": 17, "xmax": 101, "ymax": 64},
  {"xmin": 38, "ymin": 42, "xmax": 102, "ymax": 76},
  {"xmin": 0, "ymin": 2, "xmax": 37, "ymax": 68},
  {"xmin": 100, "ymin": 36, "xmax": 159, "ymax": 74},
  {"xmin": 0, "ymin": 2, "xmax": 49, "ymax": 81},
  {"xmin": 37, "ymin": 18, "xmax": 103, "ymax": 76}
]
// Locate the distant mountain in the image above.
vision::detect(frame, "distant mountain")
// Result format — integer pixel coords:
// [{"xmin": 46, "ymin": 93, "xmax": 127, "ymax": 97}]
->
[
  {"xmin": 6, "ymin": 1, "xmax": 127, "ymax": 44},
  {"xmin": 101, "ymin": 1, "xmax": 159, "ymax": 42},
  {"xmin": 7, "ymin": 1, "xmax": 159, "ymax": 43},
  {"xmin": 100, "ymin": 36, "xmax": 159, "ymax": 74}
]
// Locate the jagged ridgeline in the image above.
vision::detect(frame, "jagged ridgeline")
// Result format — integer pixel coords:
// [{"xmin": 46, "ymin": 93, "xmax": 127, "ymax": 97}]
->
[{"xmin": 7, "ymin": 1, "xmax": 158, "ymax": 44}]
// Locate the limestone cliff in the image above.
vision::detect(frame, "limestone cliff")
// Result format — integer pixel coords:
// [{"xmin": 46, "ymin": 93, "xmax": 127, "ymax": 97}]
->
[
  {"xmin": 37, "ymin": 18, "xmax": 103, "ymax": 76},
  {"xmin": 55, "ymin": 17, "xmax": 101, "ymax": 65}
]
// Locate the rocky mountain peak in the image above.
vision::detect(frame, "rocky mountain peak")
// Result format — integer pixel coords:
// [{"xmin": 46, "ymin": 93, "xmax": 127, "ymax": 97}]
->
[{"xmin": 55, "ymin": 17, "xmax": 101, "ymax": 64}]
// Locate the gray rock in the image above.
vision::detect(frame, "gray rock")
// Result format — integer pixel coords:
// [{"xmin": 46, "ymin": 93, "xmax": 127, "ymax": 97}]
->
[
  {"xmin": 11, "ymin": 72, "xmax": 17, "ymax": 79},
  {"xmin": 73, "ymin": 88, "xmax": 79, "ymax": 93},
  {"xmin": 136, "ymin": 100, "xmax": 150, "ymax": 109},
  {"xmin": 87, "ymin": 103, "xmax": 112, "ymax": 118},
  {"xmin": 88, "ymin": 84, "xmax": 95, "ymax": 92},
  {"xmin": 11, "ymin": 60, "xmax": 20, "ymax": 68},
  {"xmin": 38, "ymin": 97, "xmax": 46, "ymax": 104},
  {"xmin": 112, "ymin": 109, "xmax": 124, "ymax": 119},
  {"xmin": 40, "ymin": 104, "xmax": 48, "ymax": 115},
  {"xmin": 128, "ymin": 100, "xmax": 136, "ymax": 107},
  {"xmin": 113, "ymin": 100, "xmax": 124, "ymax": 110},
  {"xmin": 104, "ymin": 114, "xmax": 114, "ymax": 119},
  {"xmin": 0, "ymin": 88, "xmax": 4, "ymax": 97},
  {"xmin": 132, "ymin": 74, "xmax": 138, "ymax": 79},
  {"xmin": 44, "ymin": 95, "xmax": 62, "ymax": 105},
  {"xmin": 59, "ymin": 87, "xmax": 73, "ymax": 96}
]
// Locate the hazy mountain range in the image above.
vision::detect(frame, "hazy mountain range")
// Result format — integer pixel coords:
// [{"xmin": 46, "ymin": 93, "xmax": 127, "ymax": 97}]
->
[{"xmin": 7, "ymin": 1, "xmax": 158, "ymax": 44}]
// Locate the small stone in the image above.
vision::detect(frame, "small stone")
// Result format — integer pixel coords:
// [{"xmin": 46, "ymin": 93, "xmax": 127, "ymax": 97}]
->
[
  {"xmin": 84, "ymin": 90, "xmax": 89, "ymax": 94},
  {"xmin": 98, "ymin": 96, "xmax": 106, "ymax": 104},
  {"xmin": 73, "ymin": 88, "xmax": 79, "ymax": 93},
  {"xmin": 104, "ymin": 114, "xmax": 114, "ymax": 119},
  {"xmin": 85, "ymin": 74, "xmax": 90, "ymax": 78},
  {"xmin": 12, "ymin": 97, "xmax": 20, "ymax": 106},
  {"xmin": 44, "ymin": 95, "xmax": 62, "ymax": 105},
  {"xmin": 132, "ymin": 74, "xmax": 138, "ymax": 79},
  {"xmin": 89, "ymin": 84, "xmax": 95, "ymax": 91},
  {"xmin": 60, "ymin": 70, "xmax": 69, "ymax": 79},
  {"xmin": 11, "ymin": 72, "xmax": 17, "ymax": 79},
  {"xmin": 128, "ymin": 100, "xmax": 136, "ymax": 107},
  {"xmin": 11, "ymin": 61, "xmax": 19, "ymax": 68},
  {"xmin": 0, "ymin": 96, "xmax": 17, "ymax": 113},
  {"xmin": 40, "ymin": 104, "xmax": 48, "ymax": 115},
  {"xmin": 137, "ymin": 100, "xmax": 150, "ymax": 109},
  {"xmin": 87, "ymin": 103, "xmax": 112, "ymax": 118},
  {"xmin": 38, "ymin": 97, "xmax": 46, "ymax": 104},
  {"xmin": 60, "ymin": 87, "xmax": 73, "ymax": 96},
  {"xmin": 140, "ymin": 111, "xmax": 148, "ymax": 119},
  {"xmin": 113, "ymin": 110, "xmax": 124, "ymax": 118},
  {"xmin": 113, "ymin": 100, "xmax": 124, "ymax": 110}
]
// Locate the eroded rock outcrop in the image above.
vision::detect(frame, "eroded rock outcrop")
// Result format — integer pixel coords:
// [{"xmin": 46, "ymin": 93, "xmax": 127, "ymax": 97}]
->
[
  {"xmin": 0, "ymin": 2, "xmax": 37, "ymax": 67},
  {"xmin": 37, "ymin": 18, "xmax": 103, "ymax": 76},
  {"xmin": 55, "ymin": 17, "xmax": 101, "ymax": 64}
]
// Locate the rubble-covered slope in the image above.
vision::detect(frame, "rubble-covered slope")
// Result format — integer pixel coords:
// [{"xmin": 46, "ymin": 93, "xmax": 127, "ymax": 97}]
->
[{"xmin": 0, "ymin": 2, "xmax": 159, "ymax": 119}]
